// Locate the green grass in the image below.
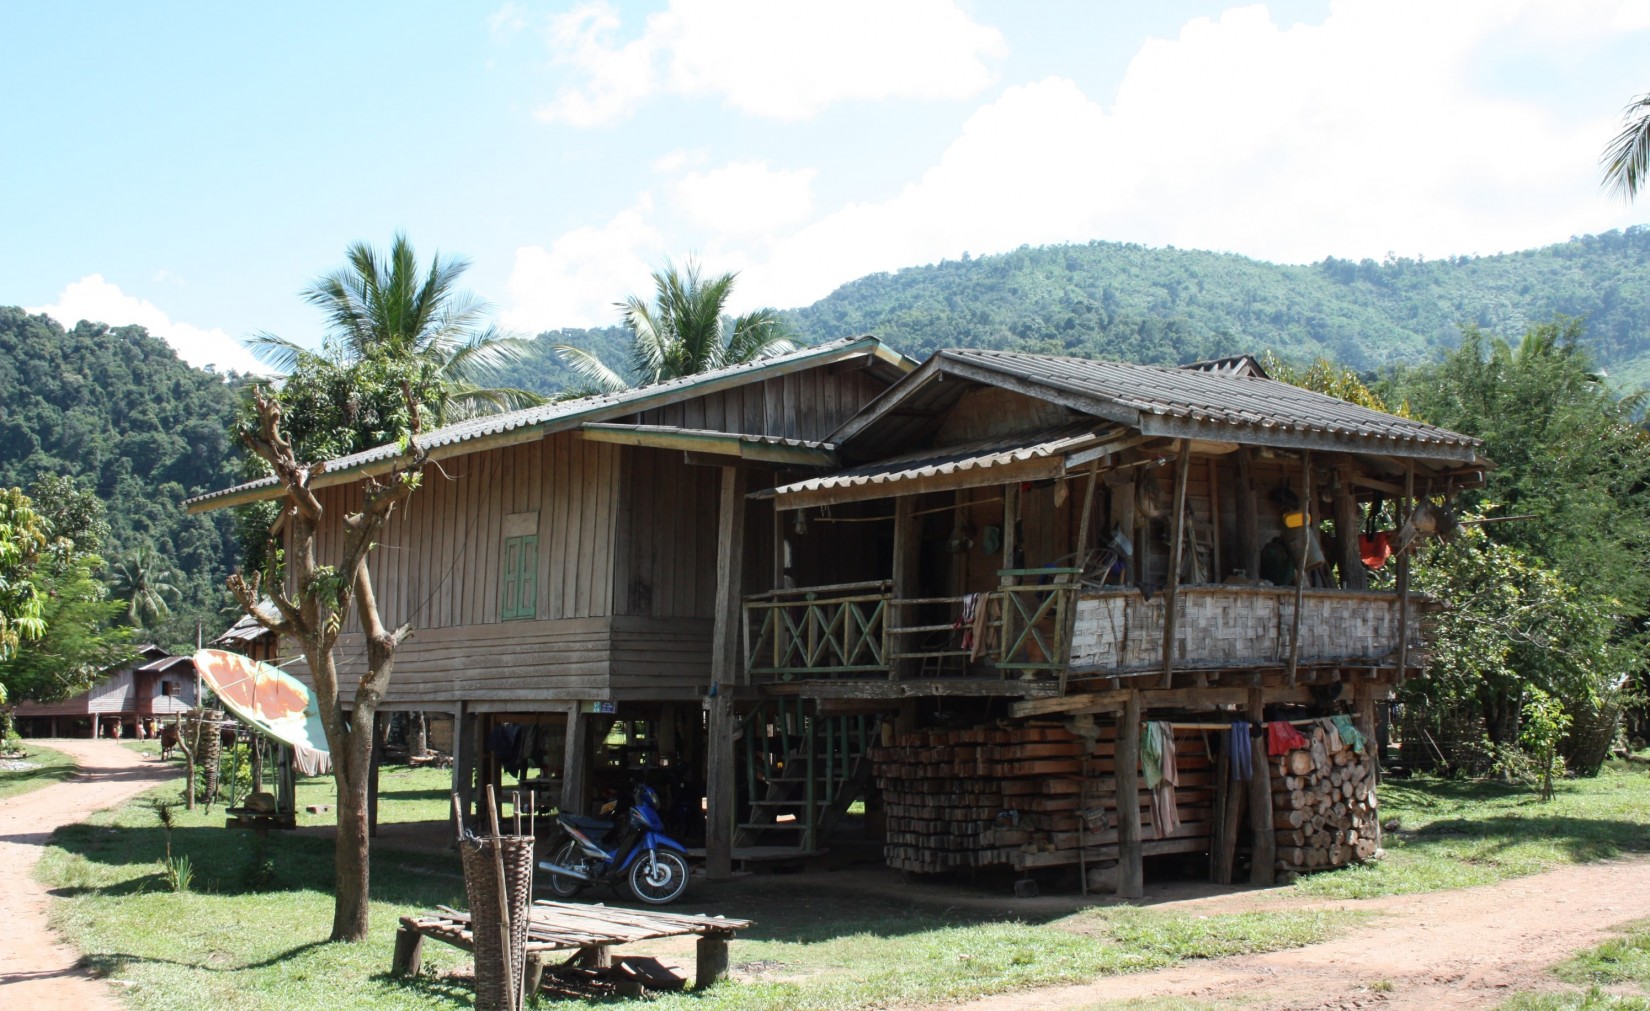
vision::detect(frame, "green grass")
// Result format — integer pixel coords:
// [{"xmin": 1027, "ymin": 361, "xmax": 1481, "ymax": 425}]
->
[
  {"xmin": 1501, "ymin": 989, "xmax": 1650, "ymax": 1010},
  {"xmin": 0, "ymin": 742, "xmax": 79, "ymax": 799},
  {"xmin": 123, "ymin": 740, "xmax": 167, "ymax": 757},
  {"xmin": 1555, "ymin": 918, "xmax": 1650, "ymax": 992},
  {"xmin": 1295, "ymin": 759, "xmax": 1650, "ymax": 900}
]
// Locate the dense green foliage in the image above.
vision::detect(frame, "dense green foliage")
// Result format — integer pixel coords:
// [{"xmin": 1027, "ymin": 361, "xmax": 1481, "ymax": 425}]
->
[
  {"xmin": 778, "ymin": 228, "xmax": 1650, "ymax": 382},
  {"xmin": 1381, "ymin": 322, "xmax": 1650, "ymax": 776}
]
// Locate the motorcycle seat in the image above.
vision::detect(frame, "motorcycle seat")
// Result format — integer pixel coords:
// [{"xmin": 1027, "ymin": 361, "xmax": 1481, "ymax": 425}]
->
[{"xmin": 562, "ymin": 813, "xmax": 615, "ymax": 833}]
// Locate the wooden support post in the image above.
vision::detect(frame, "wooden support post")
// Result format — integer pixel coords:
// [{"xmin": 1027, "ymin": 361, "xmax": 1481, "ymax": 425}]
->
[
  {"xmin": 695, "ymin": 934, "xmax": 731, "ymax": 989},
  {"xmin": 1161, "ymin": 442, "xmax": 1191, "ymax": 688},
  {"xmin": 392, "ymin": 925, "xmax": 425, "ymax": 977},
  {"xmin": 1001, "ymin": 481, "xmax": 1020, "ymax": 573},
  {"xmin": 707, "ymin": 465, "xmax": 748, "ymax": 880},
  {"xmin": 1286, "ymin": 451, "xmax": 1312, "ymax": 688},
  {"xmin": 1207, "ymin": 456, "xmax": 1223, "ymax": 578},
  {"xmin": 561, "ymin": 703, "xmax": 588, "ymax": 816},
  {"xmin": 1246, "ymin": 686, "xmax": 1276, "ymax": 885},
  {"xmin": 1215, "ymin": 741, "xmax": 1247, "ymax": 886},
  {"xmin": 1396, "ymin": 462, "xmax": 1414, "ymax": 681},
  {"xmin": 1111, "ymin": 472, "xmax": 1137, "ymax": 586},
  {"xmin": 1333, "ymin": 460, "xmax": 1367, "ymax": 590},
  {"xmin": 1115, "ymin": 692, "xmax": 1144, "ymax": 898},
  {"xmin": 580, "ymin": 944, "xmax": 612, "ymax": 969},
  {"xmin": 449, "ymin": 703, "xmax": 470, "ymax": 843},
  {"xmin": 890, "ymin": 494, "xmax": 918, "ymax": 679},
  {"xmin": 1235, "ymin": 447, "xmax": 1260, "ymax": 581},
  {"xmin": 523, "ymin": 953, "xmax": 545, "ymax": 997}
]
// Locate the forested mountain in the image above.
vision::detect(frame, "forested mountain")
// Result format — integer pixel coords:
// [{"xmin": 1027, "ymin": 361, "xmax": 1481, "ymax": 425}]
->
[
  {"xmin": 0, "ymin": 308, "xmax": 243, "ymax": 649},
  {"xmin": 778, "ymin": 227, "xmax": 1650, "ymax": 380}
]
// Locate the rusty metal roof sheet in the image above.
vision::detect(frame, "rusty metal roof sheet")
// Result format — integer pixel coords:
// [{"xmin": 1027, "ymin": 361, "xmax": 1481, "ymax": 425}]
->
[
  {"xmin": 771, "ymin": 422, "xmax": 1106, "ymax": 501},
  {"xmin": 186, "ymin": 336, "xmax": 913, "ymax": 512}
]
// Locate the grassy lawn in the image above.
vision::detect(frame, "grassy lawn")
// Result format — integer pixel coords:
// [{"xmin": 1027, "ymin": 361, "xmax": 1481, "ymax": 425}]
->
[
  {"xmin": 0, "ymin": 741, "xmax": 79, "ymax": 799},
  {"xmin": 34, "ymin": 758, "xmax": 1650, "ymax": 1010},
  {"xmin": 1294, "ymin": 758, "xmax": 1650, "ymax": 900},
  {"xmin": 1499, "ymin": 914, "xmax": 1650, "ymax": 1009}
]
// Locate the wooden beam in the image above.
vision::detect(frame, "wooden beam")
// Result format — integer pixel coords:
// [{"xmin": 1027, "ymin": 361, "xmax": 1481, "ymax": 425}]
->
[
  {"xmin": 1396, "ymin": 462, "xmax": 1414, "ymax": 680},
  {"xmin": 1245, "ymin": 686, "xmax": 1276, "ymax": 885},
  {"xmin": 1160, "ymin": 442, "xmax": 1191, "ymax": 689},
  {"xmin": 1334, "ymin": 460, "xmax": 1367, "ymax": 591},
  {"xmin": 772, "ymin": 454, "xmax": 1062, "ymax": 512},
  {"xmin": 1002, "ymin": 480, "xmax": 1020, "ymax": 573},
  {"xmin": 890, "ymin": 495, "xmax": 919, "ymax": 680},
  {"xmin": 1115, "ymin": 692, "xmax": 1144, "ymax": 899},
  {"xmin": 579, "ymin": 423, "xmax": 838, "ymax": 468},
  {"xmin": 1235, "ymin": 448, "xmax": 1260, "ymax": 582},
  {"xmin": 1286, "ymin": 451, "xmax": 1311, "ymax": 688},
  {"xmin": 561, "ymin": 703, "xmax": 589, "ymax": 816}
]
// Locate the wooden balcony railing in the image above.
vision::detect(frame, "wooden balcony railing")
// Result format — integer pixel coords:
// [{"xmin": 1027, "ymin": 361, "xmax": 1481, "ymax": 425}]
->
[{"xmin": 742, "ymin": 569, "xmax": 1082, "ymax": 683}]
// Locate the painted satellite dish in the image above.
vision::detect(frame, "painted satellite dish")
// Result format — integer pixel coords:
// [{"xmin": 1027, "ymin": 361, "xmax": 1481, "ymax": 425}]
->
[{"xmin": 193, "ymin": 649, "xmax": 331, "ymax": 776}]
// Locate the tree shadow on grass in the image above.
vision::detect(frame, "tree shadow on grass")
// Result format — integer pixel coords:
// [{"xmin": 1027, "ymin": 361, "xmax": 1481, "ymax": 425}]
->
[
  {"xmin": 81, "ymin": 940, "xmax": 331, "ymax": 978},
  {"xmin": 44, "ymin": 820, "xmax": 468, "ymax": 907},
  {"xmin": 1402, "ymin": 814, "xmax": 1650, "ymax": 863}
]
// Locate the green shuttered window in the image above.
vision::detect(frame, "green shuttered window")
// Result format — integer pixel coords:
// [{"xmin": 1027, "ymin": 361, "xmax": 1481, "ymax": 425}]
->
[{"xmin": 499, "ymin": 534, "xmax": 538, "ymax": 620}]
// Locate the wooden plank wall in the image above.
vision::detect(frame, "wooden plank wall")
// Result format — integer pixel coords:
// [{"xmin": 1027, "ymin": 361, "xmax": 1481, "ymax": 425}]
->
[
  {"xmin": 309, "ymin": 431, "xmax": 620, "ymax": 635},
  {"xmin": 611, "ymin": 446, "xmax": 718, "ymax": 619},
  {"xmin": 628, "ymin": 368, "xmax": 887, "ymax": 441}
]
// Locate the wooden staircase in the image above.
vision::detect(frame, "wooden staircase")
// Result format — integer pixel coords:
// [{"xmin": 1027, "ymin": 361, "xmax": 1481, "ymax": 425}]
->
[{"xmin": 734, "ymin": 697, "xmax": 877, "ymax": 859}]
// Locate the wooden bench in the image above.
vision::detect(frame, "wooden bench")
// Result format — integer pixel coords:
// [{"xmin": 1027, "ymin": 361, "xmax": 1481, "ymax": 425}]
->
[{"xmin": 394, "ymin": 900, "xmax": 754, "ymax": 993}]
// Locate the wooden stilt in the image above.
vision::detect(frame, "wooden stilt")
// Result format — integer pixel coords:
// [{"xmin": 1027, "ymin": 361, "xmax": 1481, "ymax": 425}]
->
[
  {"xmin": 707, "ymin": 465, "xmax": 748, "ymax": 880},
  {"xmin": 1333, "ymin": 460, "xmax": 1367, "ymax": 590},
  {"xmin": 1246, "ymin": 686, "xmax": 1276, "ymax": 885},
  {"xmin": 1115, "ymin": 692, "xmax": 1144, "ymax": 898},
  {"xmin": 1235, "ymin": 447, "xmax": 1260, "ymax": 581},
  {"xmin": 561, "ymin": 703, "xmax": 588, "ymax": 816},
  {"xmin": 368, "ymin": 711, "xmax": 387, "ymax": 839},
  {"xmin": 392, "ymin": 925, "xmax": 425, "ymax": 977},
  {"xmin": 890, "ymin": 495, "xmax": 918, "ymax": 679},
  {"xmin": 695, "ymin": 934, "xmax": 730, "ymax": 989},
  {"xmin": 1396, "ymin": 463, "xmax": 1415, "ymax": 680}
]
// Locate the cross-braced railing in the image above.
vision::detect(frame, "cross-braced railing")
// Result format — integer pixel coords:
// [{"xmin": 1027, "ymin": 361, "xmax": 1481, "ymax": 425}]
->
[{"xmin": 744, "ymin": 580, "xmax": 892, "ymax": 680}]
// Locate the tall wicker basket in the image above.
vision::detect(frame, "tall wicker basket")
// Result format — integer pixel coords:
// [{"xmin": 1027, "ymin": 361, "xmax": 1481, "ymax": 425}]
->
[{"xmin": 459, "ymin": 834, "xmax": 536, "ymax": 1011}]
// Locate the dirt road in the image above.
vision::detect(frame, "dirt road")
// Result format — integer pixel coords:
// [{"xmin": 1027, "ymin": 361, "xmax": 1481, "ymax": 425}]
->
[
  {"xmin": 0, "ymin": 739, "xmax": 179, "ymax": 1010},
  {"xmin": 946, "ymin": 855, "xmax": 1650, "ymax": 1011}
]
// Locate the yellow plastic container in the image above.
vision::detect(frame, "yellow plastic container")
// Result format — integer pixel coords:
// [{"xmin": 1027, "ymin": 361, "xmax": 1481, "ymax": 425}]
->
[{"xmin": 1283, "ymin": 511, "xmax": 1306, "ymax": 529}]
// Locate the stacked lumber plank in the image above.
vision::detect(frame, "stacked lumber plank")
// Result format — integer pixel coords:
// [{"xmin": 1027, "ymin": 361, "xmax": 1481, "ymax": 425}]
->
[
  {"xmin": 870, "ymin": 724, "xmax": 1215, "ymax": 873},
  {"xmin": 1270, "ymin": 721, "xmax": 1379, "ymax": 879}
]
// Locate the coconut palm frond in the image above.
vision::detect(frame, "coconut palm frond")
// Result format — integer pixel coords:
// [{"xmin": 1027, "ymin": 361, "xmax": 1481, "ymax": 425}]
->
[
  {"xmin": 244, "ymin": 332, "xmax": 323, "ymax": 374},
  {"xmin": 552, "ymin": 344, "xmax": 631, "ymax": 395},
  {"xmin": 1603, "ymin": 93, "xmax": 1650, "ymax": 201},
  {"xmin": 725, "ymin": 308, "xmax": 801, "ymax": 365}
]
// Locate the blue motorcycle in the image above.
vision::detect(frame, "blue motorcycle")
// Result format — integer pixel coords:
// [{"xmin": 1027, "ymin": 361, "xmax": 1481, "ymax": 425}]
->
[{"xmin": 538, "ymin": 784, "xmax": 692, "ymax": 904}]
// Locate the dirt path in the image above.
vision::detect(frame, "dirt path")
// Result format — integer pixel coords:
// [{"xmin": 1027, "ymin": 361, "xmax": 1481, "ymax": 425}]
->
[
  {"xmin": 0, "ymin": 739, "xmax": 180, "ymax": 1009},
  {"xmin": 943, "ymin": 855, "xmax": 1650, "ymax": 1011}
]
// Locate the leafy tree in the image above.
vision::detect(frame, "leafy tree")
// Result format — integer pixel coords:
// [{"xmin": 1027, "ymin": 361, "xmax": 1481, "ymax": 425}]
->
[
  {"xmin": 553, "ymin": 259, "xmax": 798, "ymax": 393},
  {"xmin": 0, "ymin": 488, "xmax": 47, "ymax": 661},
  {"xmin": 246, "ymin": 232, "xmax": 541, "ymax": 424},
  {"xmin": 109, "ymin": 545, "xmax": 182, "ymax": 629},
  {"xmin": 1258, "ymin": 352, "xmax": 1396, "ymax": 412}
]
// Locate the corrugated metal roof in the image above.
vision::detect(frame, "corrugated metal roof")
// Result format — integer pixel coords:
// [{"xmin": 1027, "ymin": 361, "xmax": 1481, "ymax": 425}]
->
[
  {"xmin": 213, "ymin": 601, "xmax": 280, "ymax": 645},
  {"xmin": 940, "ymin": 349, "xmax": 1479, "ymax": 451},
  {"xmin": 834, "ymin": 348, "xmax": 1482, "ymax": 464},
  {"xmin": 136, "ymin": 654, "xmax": 194, "ymax": 674},
  {"xmin": 772, "ymin": 422, "xmax": 1105, "ymax": 501},
  {"xmin": 186, "ymin": 335, "xmax": 912, "ymax": 511},
  {"xmin": 1180, "ymin": 354, "xmax": 1269, "ymax": 378},
  {"xmin": 581, "ymin": 424, "xmax": 834, "ymax": 452}
]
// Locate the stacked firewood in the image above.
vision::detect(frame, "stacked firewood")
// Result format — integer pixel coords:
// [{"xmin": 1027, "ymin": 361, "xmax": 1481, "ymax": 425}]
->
[
  {"xmin": 870, "ymin": 725, "xmax": 1089, "ymax": 873},
  {"xmin": 1270, "ymin": 721, "xmax": 1380, "ymax": 879}
]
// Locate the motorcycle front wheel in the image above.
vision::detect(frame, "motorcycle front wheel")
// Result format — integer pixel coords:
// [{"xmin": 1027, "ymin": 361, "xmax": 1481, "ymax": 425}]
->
[
  {"xmin": 543, "ymin": 840, "xmax": 587, "ymax": 899},
  {"xmin": 627, "ymin": 849, "xmax": 689, "ymax": 904}
]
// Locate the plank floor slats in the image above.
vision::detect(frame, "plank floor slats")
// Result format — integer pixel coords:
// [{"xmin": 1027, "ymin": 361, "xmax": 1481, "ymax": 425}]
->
[{"xmin": 402, "ymin": 901, "xmax": 753, "ymax": 955}]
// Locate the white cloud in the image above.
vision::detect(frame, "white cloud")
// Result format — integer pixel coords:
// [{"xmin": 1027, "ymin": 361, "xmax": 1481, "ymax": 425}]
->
[
  {"xmin": 738, "ymin": 0, "xmax": 1649, "ymax": 309},
  {"xmin": 535, "ymin": 0, "xmax": 1006, "ymax": 126},
  {"xmin": 674, "ymin": 161, "xmax": 816, "ymax": 236},
  {"xmin": 29, "ymin": 275, "xmax": 264, "ymax": 374},
  {"xmin": 501, "ymin": 198, "xmax": 666, "ymax": 331}
]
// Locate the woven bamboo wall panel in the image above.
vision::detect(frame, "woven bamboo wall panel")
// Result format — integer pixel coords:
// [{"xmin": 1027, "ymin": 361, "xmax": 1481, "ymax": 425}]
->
[{"xmin": 1069, "ymin": 589, "xmax": 1422, "ymax": 673}]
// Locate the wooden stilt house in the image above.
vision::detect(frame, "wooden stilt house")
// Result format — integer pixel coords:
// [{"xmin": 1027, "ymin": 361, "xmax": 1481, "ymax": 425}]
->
[
  {"xmin": 727, "ymin": 349, "xmax": 1487, "ymax": 890},
  {"xmin": 184, "ymin": 336, "xmax": 914, "ymax": 835}
]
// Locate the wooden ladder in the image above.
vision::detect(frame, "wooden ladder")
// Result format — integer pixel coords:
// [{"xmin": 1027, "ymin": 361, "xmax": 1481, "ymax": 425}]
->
[{"xmin": 734, "ymin": 698, "xmax": 878, "ymax": 855}]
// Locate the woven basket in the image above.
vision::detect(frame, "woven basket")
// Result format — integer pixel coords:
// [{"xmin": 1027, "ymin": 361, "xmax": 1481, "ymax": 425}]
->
[{"xmin": 459, "ymin": 834, "xmax": 537, "ymax": 1010}]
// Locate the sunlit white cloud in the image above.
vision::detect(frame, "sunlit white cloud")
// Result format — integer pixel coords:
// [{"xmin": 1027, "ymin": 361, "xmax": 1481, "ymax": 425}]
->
[
  {"xmin": 532, "ymin": 0, "xmax": 1006, "ymax": 126},
  {"xmin": 674, "ymin": 161, "xmax": 816, "ymax": 237},
  {"xmin": 29, "ymin": 274, "xmax": 264, "ymax": 374},
  {"xmin": 501, "ymin": 198, "xmax": 667, "ymax": 330},
  {"xmin": 738, "ymin": 0, "xmax": 1647, "ymax": 309}
]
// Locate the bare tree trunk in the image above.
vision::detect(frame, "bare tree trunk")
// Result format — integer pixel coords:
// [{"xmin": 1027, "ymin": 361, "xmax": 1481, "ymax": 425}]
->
[
  {"xmin": 410, "ymin": 711, "xmax": 427, "ymax": 758},
  {"xmin": 331, "ymin": 708, "xmax": 374, "ymax": 942}
]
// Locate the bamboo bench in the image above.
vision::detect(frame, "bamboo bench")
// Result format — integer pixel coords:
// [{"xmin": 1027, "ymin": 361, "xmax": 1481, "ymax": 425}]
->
[{"xmin": 394, "ymin": 900, "xmax": 754, "ymax": 992}]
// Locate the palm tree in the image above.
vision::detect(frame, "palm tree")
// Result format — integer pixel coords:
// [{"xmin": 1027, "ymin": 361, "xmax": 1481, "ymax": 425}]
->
[
  {"xmin": 553, "ymin": 259, "xmax": 799, "ymax": 395},
  {"xmin": 109, "ymin": 546, "xmax": 180, "ymax": 628},
  {"xmin": 1602, "ymin": 93, "xmax": 1650, "ymax": 200},
  {"xmin": 247, "ymin": 233, "xmax": 542, "ymax": 421}
]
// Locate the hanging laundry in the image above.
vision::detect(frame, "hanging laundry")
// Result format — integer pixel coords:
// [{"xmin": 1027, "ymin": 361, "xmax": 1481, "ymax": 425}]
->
[
  {"xmin": 1142, "ymin": 722, "xmax": 1180, "ymax": 839},
  {"xmin": 1322, "ymin": 717, "xmax": 1344, "ymax": 754},
  {"xmin": 956, "ymin": 593, "xmax": 981, "ymax": 651},
  {"xmin": 1267, "ymin": 720, "xmax": 1308, "ymax": 756},
  {"xmin": 1141, "ymin": 721, "xmax": 1163, "ymax": 790},
  {"xmin": 1331, "ymin": 714, "xmax": 1366, "ymax": 754},
  {"xmin": 1228, "ymin": 721, "xmax": 1253, "ymax": 781}
]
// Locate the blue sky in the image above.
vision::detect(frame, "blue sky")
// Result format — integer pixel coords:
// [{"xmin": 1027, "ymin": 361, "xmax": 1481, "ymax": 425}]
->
[{"xmin": 4, "ymin": 0, "xmax": 1648, "ymax": 374}]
